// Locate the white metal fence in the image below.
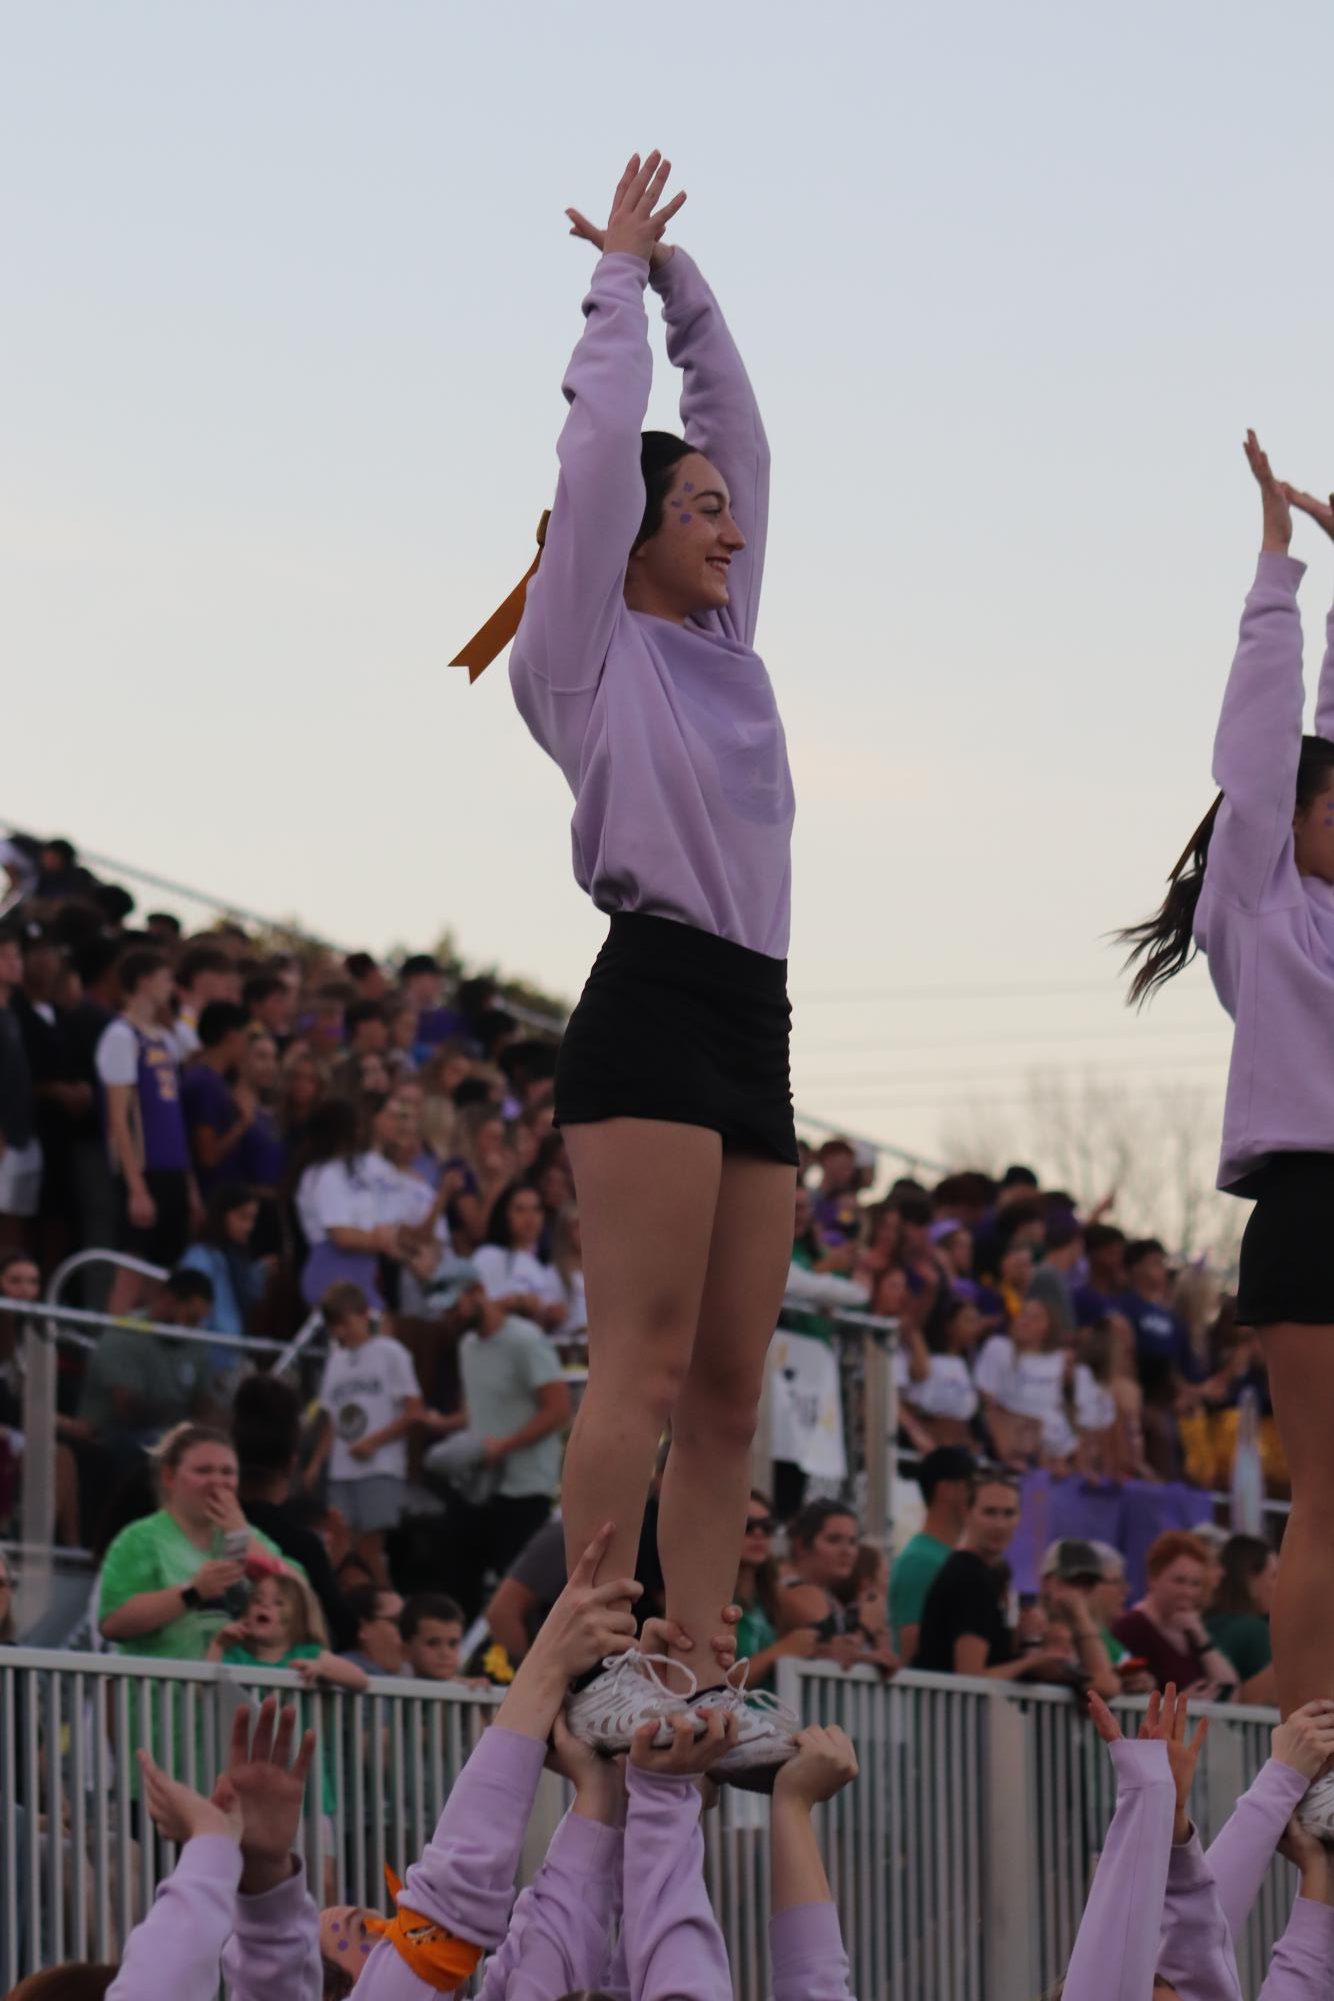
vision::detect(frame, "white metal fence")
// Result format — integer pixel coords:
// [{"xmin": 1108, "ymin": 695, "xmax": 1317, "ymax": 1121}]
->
[{"xmin": 0, "ymin": 1650, "xmax": 1294, "ymax": 2001}]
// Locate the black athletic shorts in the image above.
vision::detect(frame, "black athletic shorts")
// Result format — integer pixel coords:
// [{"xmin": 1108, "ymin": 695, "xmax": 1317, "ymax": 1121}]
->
[
  {"xmin": 115, "ymin": 1167, "xmax": 191, "ymax": 1271},
  {"xmin": 554, "ymin": 912, "xmax": 798, "ymax": 1167},
  {"xmin": 1236, "ymin": 1152, "xmax": 1334, "ymax": 1327}
]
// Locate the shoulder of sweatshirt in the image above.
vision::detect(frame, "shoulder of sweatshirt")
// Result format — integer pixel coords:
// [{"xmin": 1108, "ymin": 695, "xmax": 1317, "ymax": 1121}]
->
[{"xmin": 1109, "ymin": 1737, "xmax": 1175, "ymax": 1791}]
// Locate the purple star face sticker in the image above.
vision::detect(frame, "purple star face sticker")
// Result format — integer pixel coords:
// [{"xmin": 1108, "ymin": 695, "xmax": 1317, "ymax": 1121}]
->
[
  {"xmin": 679, "ymin": 512, "xmax": 692, "ymax": 524},
  {"xmin": 683, "ymin": 480, "xmax": 695, "ymax": 492}
]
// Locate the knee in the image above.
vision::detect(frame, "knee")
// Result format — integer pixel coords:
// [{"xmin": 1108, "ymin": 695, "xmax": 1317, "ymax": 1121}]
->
[{"xmin": 672, "ymin": 1374, "xmax": 763, "ymax": 1457}]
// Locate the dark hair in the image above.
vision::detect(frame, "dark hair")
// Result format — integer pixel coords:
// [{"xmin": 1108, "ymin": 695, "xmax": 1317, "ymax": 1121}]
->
[
  {"xmin": 321, "ymin": 1280, "xmax": 371, "ymax": 1327},
  {"xmin": 198, "ymin": 1181, "xmax": 259, "ymax": 1247},
  {"xmin": 4, "ymin": 1969, "xmax": 120, "ymax": 2000},
  {"xmin": 917, "ymin": 1445, "xmax": 976, "ymax": 1503},
  {"xmin": 344, "ymin": 1582, "xmax": 395, "ymax": 1634},
  {"xmin": 1084, "ymin": 1223, "xmax": 1126, "ymax": 1258},
  {"xmin": 73, "ymin": 936, "xmax": 121, "ymax": 988},
  {"xmin": 177, "ymin": 944, "xmax": 231, "ymax": 990},
  {"xmin": 996, "ymin": 1198, "xmax": 1045, "ymax": 1249},
  {"xmin": 1125, "ymin": 1237, "xmax": 1166, "ymax": 1271},
  {"xmin": 322, "ymin": 1958, "xmax": 356, "ymax": 2000},
  {"xmin": 232, "ymin": 1370, "xmax": 302, "ymax": 1477},
  {"xmin": 163, "ymin": 1269, "xmax": 215, "ymax": 1306},
  {"xmin": 968, "ymin": 1471, "xmax": 1021, "ymax": 1506},
  {"xmin": 1000, "ymin": 1164, "xmax": 1039, "ymax": 1191},
  {"xmin": 789, "ymin": 1499, "xmax": 859, "ymax": 1551},
  {"xmin": 452, "ymin": 1076, "xmax": 494, "ymax": 1113},
  {"xmin": 892, "ymin": 1192, "xmax": 935, "ymax": 1230},
  {"xmin": 197, "ymin": 999, "xmax": 249, "ymax": 1050},
  {"xmin": 633, "ymin": 431, "xmax": 695, "ymax": 550},
  {"xmin": 1121, "ymin": 738, "xmax": 1334, "ymax": 1005},
  {"xmin": 146, "ymin": 910, "xmax": 183, "ymax": 937},
  {"xmin": 400, "ymin": 1593, "xmax": 465, "ymax": 1642},
  {"xmin": 244, "ymin": 972, "xmax": 287, "ymax": 1012},
  {"xmin": 399, "ymin": 953, "xmax": 442, "ymax": 982},
  {"xmin": 1213, "ymin": 1533, "xmax": 1274, "ymax": 1616},
  {"xmin": 1044, "ymin": 1216, "xmax": 1084, "ymax": 1254},
  {"xmin": 116, "ymin": 948, "xmax": 169, "ymax": 997},
  {"xmin": 345, "ymin": 951, "xmax": 378, "ymax": 981},
  {"xmin": 296, "ymin": 1097, "xmax": 361, "ymax": 1172},
  {"xmin": 345, "ymin": 998, "xmax": 387, "ymax": 1035},
  {"xmin": 486, "ymin": 1179, "xmax": 546, "ymax": 1253},
  {"xmin": 41, "ymin": 838, "xmax": 77, "ymax": 870}
]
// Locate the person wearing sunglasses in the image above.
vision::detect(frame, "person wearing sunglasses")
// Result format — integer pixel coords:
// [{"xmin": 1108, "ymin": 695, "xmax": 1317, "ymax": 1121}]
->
[{"xmin": 731, "ymin": 1491, "xmax": 817, "ymax": 1693}]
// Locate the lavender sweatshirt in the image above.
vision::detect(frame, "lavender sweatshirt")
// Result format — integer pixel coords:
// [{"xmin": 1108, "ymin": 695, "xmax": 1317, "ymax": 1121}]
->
[
  {"xmin": 1156, "ymin": 1757, "xmax": 1317, "ymax": 2001},
  {"xmin": 104, "ymin": 1837, "xmax": 321, "ymax": 2001},
  {"xmin": 1062, "ymin": 1738, "xmax": 1176, "ymax": 2000},
  {"xmin": 1196, "ymin": 552, "xmax": 1334, "ymax": 1189},
  {"xmin": 356, "ymin": 1724, "xmax": 547, "ymax": 2001},
  {"xmin": 510, "ymin": 248, "xmax": 795, "ymax": 960}
]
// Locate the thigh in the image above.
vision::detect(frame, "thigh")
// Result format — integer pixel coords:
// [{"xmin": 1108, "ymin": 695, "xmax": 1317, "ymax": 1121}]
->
[
  {"xmin": 686, "ymin": 1155, "xmax": 798, "ymax": 1402},
  {"xmin": 1263, "ymin": 1324, "xmax": 1334, "ymax": 1500},
  {"xmin": 565, "ymin": 1119, "xmax": 723, "ymax": 1381}
]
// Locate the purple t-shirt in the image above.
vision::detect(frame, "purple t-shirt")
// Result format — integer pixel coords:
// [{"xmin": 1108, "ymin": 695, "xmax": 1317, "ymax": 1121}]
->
[
  {"xmin": 180, "ymin": 1065, "xmax": 240, "ymax": 1189},
  {"xmin": 238, "ymin": 1108, "xmax": 287, "ymax": 1191}
]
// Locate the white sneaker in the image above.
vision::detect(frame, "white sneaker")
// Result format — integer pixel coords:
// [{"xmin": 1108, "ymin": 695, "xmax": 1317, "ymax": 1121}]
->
[
  {"xmin": 565, "ymin": 1649, "xmax": 699, "ymax": 1754},
  {"xmin": 1299, "ymin": 1770, "xmax": 1334, "ymax": 1838},
  {"xmin": 704, "ymin": 1661, "xmax": 801, "ymax": 1792}
]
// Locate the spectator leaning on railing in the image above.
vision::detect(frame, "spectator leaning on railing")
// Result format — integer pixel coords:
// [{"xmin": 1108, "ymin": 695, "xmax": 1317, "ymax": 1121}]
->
[
  {"xmin": 888, "ymin": 1445, "xmax": 975, "ymax": 1664},
  {"xmin": 1112, "ymin": 1530, "xmax": 1240, "ymax": 1699},
  {"xmin": 915, "ymin": 1474, "xmax": 1087, "ymax": 1685}
]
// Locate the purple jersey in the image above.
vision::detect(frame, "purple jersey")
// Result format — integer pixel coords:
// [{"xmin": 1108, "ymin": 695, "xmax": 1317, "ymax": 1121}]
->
[{"xmin": 133, "ymin": 1025, "xmax": 190, "ymax": 1174}]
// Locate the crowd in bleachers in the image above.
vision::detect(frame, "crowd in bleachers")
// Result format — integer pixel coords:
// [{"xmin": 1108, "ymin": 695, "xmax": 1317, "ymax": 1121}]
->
[{"xmin": 0, "ymin": 833, "xmax": 1284, "ymax": 1708}]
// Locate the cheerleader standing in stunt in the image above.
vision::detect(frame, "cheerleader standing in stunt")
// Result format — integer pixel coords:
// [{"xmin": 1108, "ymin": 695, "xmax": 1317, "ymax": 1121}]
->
[
  {"xmin": 1121, "ymin": 432, "xmax": 1334, "ymax": 1825},
  {"xmin": 494, "ymin": 152, "xmax": 798, "ymax": 1778}
]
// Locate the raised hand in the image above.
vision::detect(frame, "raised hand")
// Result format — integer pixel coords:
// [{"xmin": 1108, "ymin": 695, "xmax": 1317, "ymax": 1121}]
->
[
  {"xmin": 1139, "ymin": 1683, "xmax": 1209, "ymax": 1836},
  {"xmin": 1245, "ymin": 430, "xmax": 1294, "ymax": 554},
  {"xmin": 139, "ymin": 1749, "xmax": 243, "ymax": 1845},
  {"xmin": 630, "ymin": 1707, "xmax": 739, "ymax": 1779},
  {"xmin": 1271, "ymin": 1699, "xmax": 1334, "ymax": 1780},
  {"xmin": 1283, "ymin": 483, "xmax": 1334, "ymax": 543},
  {"xmin": 567, "ymin": 152, "xmax": 686, "ymax": 271},
  {"xmin": 772, "ymin": 1724, "xmax": 859, "ymax": 1808},
  {"xmin": 221, "ymin": 1697, "xmax": 317, "ymax": 1890},
  {"xmin": 1086, "ymin": 1690, "xmax": 1123, "ymax": 1745},
  {"xmin": 530, "ymin": 1522, "xmax": 641, "ymax": 1682}
]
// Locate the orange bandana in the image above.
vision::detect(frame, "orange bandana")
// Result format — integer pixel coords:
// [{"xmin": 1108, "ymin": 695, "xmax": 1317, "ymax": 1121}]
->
[
  {"xmin": 363, "ymin": 1866, "xmax": 485, "ymax": 1991},
  {"xmin": 450, "ymin": 511, "xmax": 549, "ymax": 684}
]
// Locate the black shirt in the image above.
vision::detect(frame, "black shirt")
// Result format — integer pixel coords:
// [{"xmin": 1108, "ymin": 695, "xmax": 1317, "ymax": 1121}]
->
[
  {"xmin": 240, "ymin": 1495, "xmax": 358, "ymax": 1653},
  {"xmin": 915, "ymin": 1549, "xmax": 1014, "ymax": 1673}
]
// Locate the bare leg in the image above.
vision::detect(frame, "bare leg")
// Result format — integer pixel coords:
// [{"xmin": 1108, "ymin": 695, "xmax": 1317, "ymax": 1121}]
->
[
  {"xmin": 659, "ymin": 1155, "xmax": 797, "ymax": 1688},
  {"xmin": 1264, "ymin": 1323, "xmax": 1334, "ymax": 1715},
  {"xmin": 562, "ymin": 1120, "xmax": 722, "ymax": 1592}
]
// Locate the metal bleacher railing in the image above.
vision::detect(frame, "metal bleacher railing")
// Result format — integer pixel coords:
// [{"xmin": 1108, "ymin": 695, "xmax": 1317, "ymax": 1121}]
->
[{"xmin": 0, "ymin": 1649, "xmax": 1291, "ymax": 2001}]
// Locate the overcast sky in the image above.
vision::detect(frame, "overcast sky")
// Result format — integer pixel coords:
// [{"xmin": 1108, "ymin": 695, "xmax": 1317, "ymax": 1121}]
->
[{"xmin": 7, "ymin": 0, "xmax": 1334, "ymax": 1224}]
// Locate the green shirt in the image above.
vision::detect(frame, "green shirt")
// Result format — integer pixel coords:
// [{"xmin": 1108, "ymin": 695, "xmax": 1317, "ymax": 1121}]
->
[
  {"xmin": 460, "ymin": 1316, "xmax": 565, "ymax": 1499},
  {"xmin": 98, "ymin": 1509, "xmax": 289, "ymax": 1661},
  {"xmin": 223, "ymin": 1642, "xmax": 334, "ymax": 1812},
  {"xmin": 889, "ymin": 1531, "xmax": 953, "ymax": 1647},
  {"xmin": 1101, "ymin": 1626, "xmax": 1127, "ymax": 1665},
  {"xmin": 78, "ymin": 1325, "xmax": 210, "ymax": 1441},
  {"xmin": 1207, "ymin": 1610, "xmax": 1272, "ymax": 1683}
]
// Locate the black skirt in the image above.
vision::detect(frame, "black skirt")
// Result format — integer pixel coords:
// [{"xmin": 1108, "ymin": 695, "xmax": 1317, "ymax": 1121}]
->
[
  {"xmin": 1236, "ymin": 1152, "xmax": 1334, "ymax": 1327},
  {"xmin": 554, "ymin": 913, "xmax": 798, "ymax": 1166}
]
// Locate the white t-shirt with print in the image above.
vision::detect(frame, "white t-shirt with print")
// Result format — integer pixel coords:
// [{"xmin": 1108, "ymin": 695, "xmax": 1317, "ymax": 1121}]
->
[
  {"xmin": 318, "ymin": 1332, "xmax": 422, "ymax": 1483},
  {"xmin": 903, "ymin": 1353, "xmax": 979, "ymax": 1423},
  {"xmin": 1074, "ymin": 1365, "xmax": 1117, "ymax": 1435},
  {"xmin": 975, "ymin": 1336, "xmax": 1075, "ymax": 1455}
]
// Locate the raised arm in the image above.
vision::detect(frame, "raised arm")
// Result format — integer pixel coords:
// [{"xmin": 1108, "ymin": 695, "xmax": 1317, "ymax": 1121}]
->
[
  {"xmin": 1257, "ymin": 1820, "xmax": 1334, "ymax": 2001},
  {"xmin": 620, "ymin": 1714, "xmax": 737, "ymax": 2001},
  {"xmin": 1284, "ymin": 482, "xmax": 1334, "ymax": 739},
  {"xmin": 650, "ymin": 248, "xmax": 770, "ymax": 646},
  {"xmin": 1204, "ymin": 1707, "xmax": 1334, "ymax": 1942},
  {"xmin": 1206, "ymin": 436, "xmax": 1307, "ymax": 914},
  {"xmin": 513, "ymin": 154, "xmax": 683, "ymax": 708}
]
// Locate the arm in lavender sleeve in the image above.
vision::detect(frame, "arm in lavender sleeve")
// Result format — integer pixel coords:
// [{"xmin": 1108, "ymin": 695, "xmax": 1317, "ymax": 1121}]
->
[
  {"xmin": 651, "ymin": 248, "xmax": 769, "ymax": 648},
  {"xmin": 474, "ymin": 1811, "xmax": 621, "ymax": 2001},
  {"xmin": 1206, "ymin": 553, "xmax": 1308, "ymax": 912},
  {"xmin": 1061, "ymin": 1739, "xmax": 1175, "ymax": 2001},
  {"xmin": 512, "ymin": 252, "xmax": 652, "ymax": 708},
  {"xmin": 770, "ymin": 1904, "xmax": 854, "ymax": 2001},
  {"xmin": 1315, "ymin": 588, "xmax": 1334, "ymax": 741},
  {"xmin": 223, "ymin": 1859, "xmax": 321, "ymax": 2001},
  {"xmin": 1203, "ymin": 1758, "xmax": 1310, "ymax": 1943},
  {"xmin": 355, "ymin": 1725, "xmax": 549, "ymax": 2001},
  {"xmin": 621, "ymin": 1764, "xmax": 732, "ymax": 2001},
  {"xmin": 1156, "ymin": 1831, "xmax": 1243, "ymax": 2001},
  {"xmin": 1257, "ymin": 1896, "xmax": 1334, "ymax": 2001},
  {"xmin": 106, "ymin": 1835, "xmax": 242, "ymax": 2001}
]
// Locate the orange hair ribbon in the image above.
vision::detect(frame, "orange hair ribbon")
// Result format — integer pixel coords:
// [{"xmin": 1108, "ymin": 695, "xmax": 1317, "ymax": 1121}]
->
[
  {"xmin": 450, "ymin": 511, "xmax": 550, "ymax": 684},
  {"xmin": 363, "ymin": 1864, "xmax": 485, "ymax": 1991}
]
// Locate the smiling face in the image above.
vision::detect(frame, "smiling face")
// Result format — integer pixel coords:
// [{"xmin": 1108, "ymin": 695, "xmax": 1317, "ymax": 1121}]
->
[
  {"xmin": 1149, "ymin": 1555, "xmax": 1205, "ymax": 1624},
  {"xmin": 625, "ymin": 451, "xmax": 745, "ymax": 622}
]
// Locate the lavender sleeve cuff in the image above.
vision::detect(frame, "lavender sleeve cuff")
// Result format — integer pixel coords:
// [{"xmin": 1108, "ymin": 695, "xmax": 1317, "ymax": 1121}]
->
[
  {"xmin": 770, "ymin": 1901, "xmax": 854, "ymax": 2001},
  {"xmin": 1205, "ymin": 1759, "xmax": 1311, "ymax": 1941},
  {"xmin": 223, "ymin": 1858, "xmax": 321, "ymax": 2001}
]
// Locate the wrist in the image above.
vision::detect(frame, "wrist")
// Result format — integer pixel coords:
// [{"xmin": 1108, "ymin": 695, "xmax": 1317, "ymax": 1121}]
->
[
  {"xmin": 1172, "ymin": 1810, "xmax": 1193, "ymax": 1845},
  {"xmin": 239, "ymin": 1854, "xmax": 297, "ymax": 1897},
  {"xmin": 1261, "ymin": 535, "xmax": 1292, "ymax": 555},
  {"xmin": 571, "ymin": 1775, "xmax": 622, "ymax": 1823}
]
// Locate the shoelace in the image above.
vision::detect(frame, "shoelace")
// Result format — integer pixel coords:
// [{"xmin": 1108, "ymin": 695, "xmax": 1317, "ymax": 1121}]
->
[
  {"xmin": 597, "ymin": 1647, "xmax": 700, "ymax": 1707},
  {"xmin": 719, "ymin": 1659, "xmax": 800, "ymax": 1733}
]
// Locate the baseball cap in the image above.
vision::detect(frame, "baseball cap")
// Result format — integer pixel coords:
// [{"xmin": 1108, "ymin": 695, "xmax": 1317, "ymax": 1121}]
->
[
  {"xmin": 426, "ymin": 1258, "xmax": 484, "ymax": 1311},
  {"xmin": 1040, "ymin": 1538, "xmax": 1104, "ymax": 1584}
]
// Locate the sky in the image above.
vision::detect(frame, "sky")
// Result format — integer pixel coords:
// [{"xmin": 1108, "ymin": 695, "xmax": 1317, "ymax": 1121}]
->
[{"xmin": 6, "ymin": 0, "xmax": 1334, "ymax": 1238}]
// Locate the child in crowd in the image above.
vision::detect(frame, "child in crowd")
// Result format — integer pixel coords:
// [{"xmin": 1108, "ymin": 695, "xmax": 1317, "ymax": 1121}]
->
[
  {"xmin": 207, "ymin": 1571, "xmax": 369, "ymax": 1693},
  {"xmin": 310, "ymin": 1283, "xmax": 427, "ymax": 1585},
  {"xmin": 399, "ymin": 1594, "xmax": 467, "ymax": 1683},
  {"xmin": 974, "ymin": 1298, "xmax": 1075, "ymax": 1470}
]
